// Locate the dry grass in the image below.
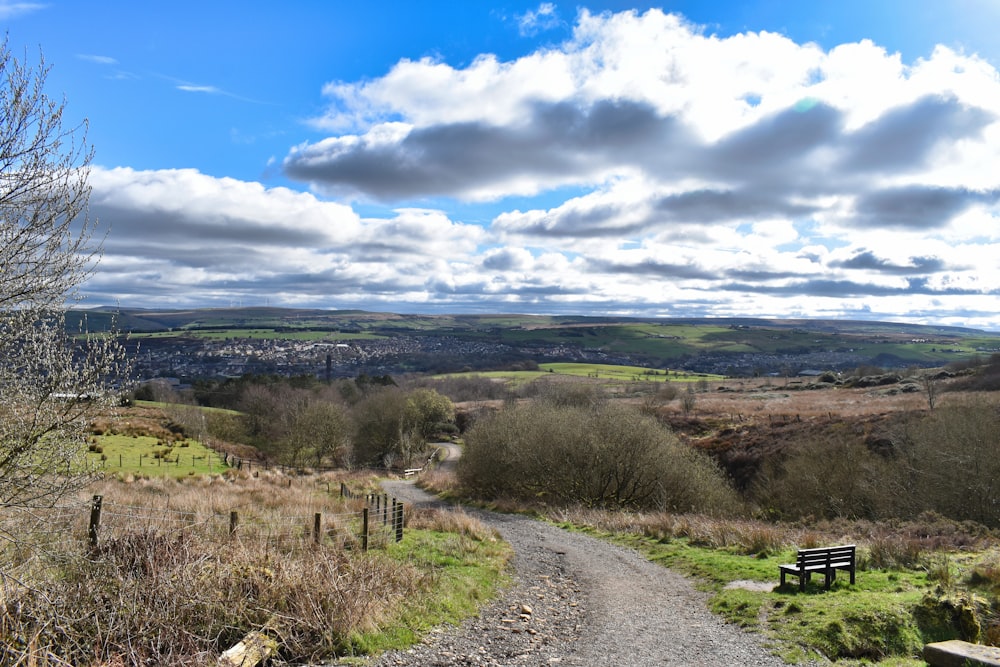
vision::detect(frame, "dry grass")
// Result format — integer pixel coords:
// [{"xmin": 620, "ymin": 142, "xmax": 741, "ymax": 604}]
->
[
  {"xmin": 547, "ymin": 506, "xmax": 995, "ymax": 567},
  {"xmin": 667, "ymin": 377, "xmax": 927, "ymax": 419},
  {"xmin": 0, "ymin": 472, "xmax": 423, "ymax": 665},
  {"xmin": 407, "ymin": 506, "xmax": 499, "ymax": 543}
]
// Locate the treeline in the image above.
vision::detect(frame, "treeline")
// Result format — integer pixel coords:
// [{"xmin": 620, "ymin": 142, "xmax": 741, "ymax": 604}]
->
[{"xmin": 135, "ymin": 374, "xmax": 456, "ymax": 470}]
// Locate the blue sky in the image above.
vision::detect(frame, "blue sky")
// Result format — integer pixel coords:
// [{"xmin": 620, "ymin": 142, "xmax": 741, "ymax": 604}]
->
[{"xmin": 6, "ymin": 1, "xmax": 1000, "ymax": 328}]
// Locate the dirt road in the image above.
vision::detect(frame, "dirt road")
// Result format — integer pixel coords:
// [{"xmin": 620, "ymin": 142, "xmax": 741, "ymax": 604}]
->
[{"xmin": 369, "ymin": 467, "xmax": 792, "ymax": 666}]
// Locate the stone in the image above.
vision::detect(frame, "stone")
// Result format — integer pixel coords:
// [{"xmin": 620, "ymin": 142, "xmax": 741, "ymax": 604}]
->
[{"xmin": 924, "ymin": 640, "xmax": 1000, "ymax": 667}]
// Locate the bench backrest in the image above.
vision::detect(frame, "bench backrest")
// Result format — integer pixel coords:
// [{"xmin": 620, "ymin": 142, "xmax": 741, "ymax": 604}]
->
[{"xmin": 796, "ymin": 545, "xmax": 855, "ymax": 566}]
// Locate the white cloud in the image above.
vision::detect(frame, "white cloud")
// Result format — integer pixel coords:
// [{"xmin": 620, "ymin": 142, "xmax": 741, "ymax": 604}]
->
[
  {"xmin": 77, "ymin": 54, "xmax": 118, "ymax": 65},
  {"xmin": 517, "ymin": 3, "xmax": 561, "ymax": 37},
  {"xmin": 0, "ymin": 1, "xmax": 44, "ymax": 19},
  {"xmin": 79, "ymin": 10, "xmax": 1000, "ymax": 326}
]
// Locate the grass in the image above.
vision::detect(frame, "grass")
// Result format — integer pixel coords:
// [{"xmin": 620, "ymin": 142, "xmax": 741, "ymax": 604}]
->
[
  {"xmin": 0, "ymin": 474, "xmax": 510, "ymax": 665},
  {"xmin": 437, "ymin": 362, "xmax": 723, "ymax": 385},
  {"xmin": 543, "ymin": 507, "xmax": 1000, "ymax": 666},
  {"xmin": 86, "ymin": 433, "xmax": 227, "ymax": 476},
  {"xmin": 342, "ymin": 507, "xmax": 511, "ymax": 656}
]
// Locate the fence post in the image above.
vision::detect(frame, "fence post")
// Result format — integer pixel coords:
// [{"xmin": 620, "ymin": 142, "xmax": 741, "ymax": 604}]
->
[
  {"xmin": 362, "ymin": 508, "xmax": 369, "ymax": 552},
  {"xmin": 88, "ymin": 495, "xmax": 103, "ymax": 548},
  {"xmin": 313, "ymin": 513, "xmax": 322, "ymax": 545},
  {"xmin": 394, "ymin": 500, "xmax": 403, "ymax": 542},
  {"xmin": 229, "ymin": 510, "xmax": 238, "ymax": 535},
  {"xmin": 383, "ymin": 494, "xmax": 389, "ymax": 525}
]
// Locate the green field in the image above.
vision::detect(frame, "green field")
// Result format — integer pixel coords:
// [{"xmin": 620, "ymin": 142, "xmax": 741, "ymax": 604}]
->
[
  {"xmin": 87, "ymin": 434, "xmax": 228, "ymax": 477},
  {"xmin": 439, "ymin": 362, "xmax": 722, "ymax": 384}
]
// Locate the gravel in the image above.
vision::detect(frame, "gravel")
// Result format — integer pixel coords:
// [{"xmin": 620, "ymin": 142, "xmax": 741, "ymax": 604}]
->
[{"xmin": 335, "ymin": 479, "xmax": 797, "ymax": 667}]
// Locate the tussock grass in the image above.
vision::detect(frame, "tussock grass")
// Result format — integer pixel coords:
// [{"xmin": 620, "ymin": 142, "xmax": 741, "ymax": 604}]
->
[{"xmin": 0, "ymin": 473, "xmax": 508, "ymax": 665}]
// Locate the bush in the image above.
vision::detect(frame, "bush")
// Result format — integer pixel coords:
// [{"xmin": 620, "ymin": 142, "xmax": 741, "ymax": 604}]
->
[
  {"xmin": 752, "ymin": 430, "xmax": 894, "ymax": 521},
  {"xmin": 457, "ymin": 395, "xmax": 740, "ymax": 512},
  {"xmin": 894, "ymin": 402, "xmax": 1000, "ymax": 526}
]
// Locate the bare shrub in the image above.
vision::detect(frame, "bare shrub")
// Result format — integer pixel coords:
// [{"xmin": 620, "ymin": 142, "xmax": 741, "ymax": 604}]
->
[
  {"xmin": 458, "ymin": 396, "xmax": 741, "ymax": 513},
  {"xmin": 894, "ymin": 401, "xmax": 1000, "ymax": 526},
  {"xmin": 862, "ymin": 534, "xmax": 926, "ymax": 570},
  {"xmin": 753, "ymin": 429, "xmax": 894, "ymax": 521}
]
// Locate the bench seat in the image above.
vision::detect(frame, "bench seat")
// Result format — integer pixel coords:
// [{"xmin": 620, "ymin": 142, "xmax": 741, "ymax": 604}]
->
[{"xmin": 779, "ymin": 545, "xmax": 856, "ymax": 592}]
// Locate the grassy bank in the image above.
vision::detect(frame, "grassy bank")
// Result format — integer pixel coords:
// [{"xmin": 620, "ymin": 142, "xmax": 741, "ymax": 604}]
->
[{"xmin": 545, "ymin": 507, "xmax": 1000, "ymax": 665}]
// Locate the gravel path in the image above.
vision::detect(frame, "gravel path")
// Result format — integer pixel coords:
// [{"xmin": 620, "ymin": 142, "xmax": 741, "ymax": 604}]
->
[{"xmin": 352, "ymin": 473, "xmax": 794, "ymax": 667}]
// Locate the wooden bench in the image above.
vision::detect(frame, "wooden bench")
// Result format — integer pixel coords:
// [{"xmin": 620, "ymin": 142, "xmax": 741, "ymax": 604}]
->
[{"xmin": 779, "ymin": 544, "xmax": 856, "ymax": 592}]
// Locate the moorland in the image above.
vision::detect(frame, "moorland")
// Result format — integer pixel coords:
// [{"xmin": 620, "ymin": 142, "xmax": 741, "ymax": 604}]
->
[{"xmin": 4, "ymin": 308, "xmax": 1000, "ymax": 665}]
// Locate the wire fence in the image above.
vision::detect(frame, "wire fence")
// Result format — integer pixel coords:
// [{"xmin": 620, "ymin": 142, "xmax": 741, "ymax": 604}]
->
[{"xmin": 0, "ymin": 485, "xmax": 405, "ymax": 569}]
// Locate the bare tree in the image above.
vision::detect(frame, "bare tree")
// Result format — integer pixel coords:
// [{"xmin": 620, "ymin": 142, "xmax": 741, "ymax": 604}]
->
[
  {"xmin": 0, "ymin": 40, "xmax": 126, "ymax": 509},
  {"xmin": 680, "ymin": 383, "xmax": 696, "ymax": 415}
]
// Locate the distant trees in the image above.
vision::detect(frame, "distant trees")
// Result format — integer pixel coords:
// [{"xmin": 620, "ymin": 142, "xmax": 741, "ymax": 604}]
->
[
  {"xmin": 352, "ymin": 387, "xmax": 454, "ymax": 467},
  {"xmin": 208, "ymin": 377, "xmax": 454, "ymax": 469}
]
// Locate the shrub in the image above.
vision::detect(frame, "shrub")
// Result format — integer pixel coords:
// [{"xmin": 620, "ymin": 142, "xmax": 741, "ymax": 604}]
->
[
  {"xmin": 457, "ymin": 395, "xmax": 740, "ymax": 513},
  {"xmin": 752, "ymin": 430, "xmax": 893, "ymax": 521},
  {"xmin": 896, "ymin": 402, "xmax": 1000, "ymax": 526}
]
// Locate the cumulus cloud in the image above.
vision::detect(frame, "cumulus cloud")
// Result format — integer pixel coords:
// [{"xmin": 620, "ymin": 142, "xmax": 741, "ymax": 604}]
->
[{"xmin": 80, "ymin": 9, "xmax": 1000, "ymax": 325}]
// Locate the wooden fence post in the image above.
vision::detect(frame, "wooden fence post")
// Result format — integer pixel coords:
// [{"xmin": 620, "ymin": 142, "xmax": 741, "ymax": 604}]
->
[
  {"xmin": 313, "ymin": 513, "xmax": 322, "ymax": 545},
  {"xmin": 362, "ymin": 508, "xmax": 369, "ymax": 552},
  {"xmin": 88, "ymin": 495, "xmax": 103, "ymax": 548},
  {"xmin": 383, "ymin": 494, "xmax": 389, "ymax": 526},
  {"xmin": 230, "ymin": 510, "xmax": 239, "ymax": 535},
  {"xmin": 394, "ymin": 500, "xmax": 403, "ymax": 542}
]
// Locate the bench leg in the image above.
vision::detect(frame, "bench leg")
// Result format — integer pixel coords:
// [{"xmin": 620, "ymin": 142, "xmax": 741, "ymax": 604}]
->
[
  {"xmin": 850, "ymin": 568, "xmax": 855, "ymax": 585},
  {"xmin": 800, "ymin": 572, "xmax": 807, "ymax": 593},
  {"xmin": 780, "ymin": 571, "xmax": 786, "ymax": 587}
]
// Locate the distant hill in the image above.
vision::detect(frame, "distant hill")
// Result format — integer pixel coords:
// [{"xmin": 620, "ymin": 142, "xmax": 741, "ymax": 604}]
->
[
  {"xmin": 68, "ymin": 306, "xmax": 1000, "ymax": 377},
  {"xmin": 69, "ymin": 306, "xmax": 995, "ymax": 338}
]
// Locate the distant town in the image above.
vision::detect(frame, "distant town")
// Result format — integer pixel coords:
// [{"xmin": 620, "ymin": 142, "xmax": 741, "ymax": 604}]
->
[{"xmin": 114, "ymin": 307, "xmax": 1000, "ymax": 386}]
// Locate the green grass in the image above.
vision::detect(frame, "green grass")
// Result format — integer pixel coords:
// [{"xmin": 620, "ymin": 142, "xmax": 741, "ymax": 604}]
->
[
  {"xmin": 538, "ymin": 362, "xmax": 721, "ymax": 381},
  {"xmin": 563, "ymin": 526, "xmax": 945, "ymax": 665},
  {"xmin": 338, "ymin": 527, "xmax": 512, "ymax": 657},
  {"xmin": 437, "ymin": 362, "xmax": 723, "ymax": 384},
  {"xmin": 87, "ymin": 434, "xmax": 228, "ymax": 477}
]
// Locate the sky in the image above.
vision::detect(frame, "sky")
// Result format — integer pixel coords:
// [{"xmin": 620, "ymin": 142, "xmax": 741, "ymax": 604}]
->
[{"xmin": 6, "ymin": 1, "xmax": 1000, "ymax": 329}]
